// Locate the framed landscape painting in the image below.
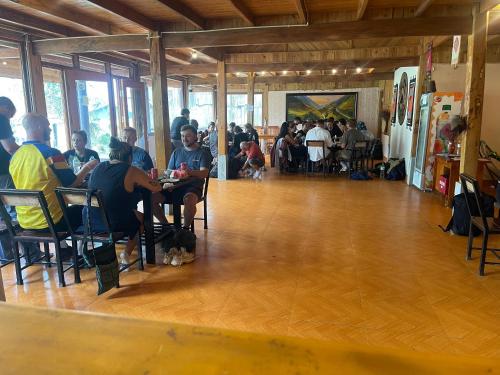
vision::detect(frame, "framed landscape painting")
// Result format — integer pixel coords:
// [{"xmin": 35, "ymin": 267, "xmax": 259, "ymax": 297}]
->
[{"xmin": 285, "ymin": 92, "xmax": 358, "ymax": 122}]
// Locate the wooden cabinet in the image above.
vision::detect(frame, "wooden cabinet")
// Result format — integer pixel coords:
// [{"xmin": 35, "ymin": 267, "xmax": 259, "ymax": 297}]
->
[{"xmin": 433, "ymin": 155, "xmax": 490, "ymax": 207}]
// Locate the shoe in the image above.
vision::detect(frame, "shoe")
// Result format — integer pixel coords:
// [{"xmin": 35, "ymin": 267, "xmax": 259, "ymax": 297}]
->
[
  {"xmin": 163, "ymin": 248, "xmax": 175, "ymax": 265},
  {"xmin": 170, "ymin": 247, "xmax": 195, "ymax": 267},
  {"xmin": 253, "ymin": 170, "xmax": 262, "ymax": 180},
  {"xmin": 339, "ymin": 166, "xmax": 348, "ymax": 172},
  {"xmin": 119, "ymin": 251, "xmax": 130, "ymax": 267}
]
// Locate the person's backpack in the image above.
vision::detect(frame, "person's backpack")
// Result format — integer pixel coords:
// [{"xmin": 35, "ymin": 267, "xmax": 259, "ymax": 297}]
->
[
  {"xmin": 386, "ymin": 159, "xmax": 406, "ymax": 181},
  {"xmin": 440, "ymin": 193, "xmax": 495, "ymax": 236},
  {"xmin": 370, "ymin": 140, "xmax": 383, "ymax": 161},
  {"xmin": 350, "ymin": 171, "xmax": 372, "ymax": 180}
]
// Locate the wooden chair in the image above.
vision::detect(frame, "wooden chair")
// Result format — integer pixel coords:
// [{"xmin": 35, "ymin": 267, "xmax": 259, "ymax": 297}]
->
[
  {"xmin": 460, "ymin": 174, "xmax": 500, "ymax": 276},
  {"xmin": 0, "ymin": 189, "xmax": 79, "ymax": 287},
  {"xmin": 55, "ymin": 187, "xmax": 144, "ymax": 272},
  {"xmin": 306, "ymin": 140, "xmax": 327, "ymax": 177}
]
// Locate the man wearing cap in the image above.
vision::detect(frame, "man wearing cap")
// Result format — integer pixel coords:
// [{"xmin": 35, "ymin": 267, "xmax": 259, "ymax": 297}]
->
[{"xmin": 170, "ymin": 108, "xmax": 190, "ymax": 150}]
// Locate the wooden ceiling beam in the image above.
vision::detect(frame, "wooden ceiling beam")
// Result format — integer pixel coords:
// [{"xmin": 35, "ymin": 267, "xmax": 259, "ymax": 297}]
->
[
  {"xmin": 226, "ymin": 0, "xmax": 255, "ymax": 26},
  {"xmin": 294, "ymin": 0, "xmax": 308, "ymax": 24},
  {"xmin": 356, "ymin": 0, "xmax": 369, "ymax": 20},
  {"xmin": 162, "ymin": 16, "xmax": 473, "ymax": 48},
  {"xmin": 164, "ymin": 57, "xmax": 417, "ymax": 75},
  {"xmin": 156, "ymin": 0, "xmax": 205, "ymax": 30},
  {"xmin": 481, "ymin": 0, "xmax": 500, "ymax": 13},
  {"xmin": 415, "ymin": 0, "xmax": 436, "ymax": 17},
  {"xmin": 85, "ymin": 0, "xmax": 159, "ymax": 31},
  {"xmin": 188, "ymin": 72, "xmax": 394, "ymax": 85},
  {"xmin": 32, "ymin": 34, "xmax": 149, "ymax": 55},
  {"xmin": 8, "ymin": 0, "xmax": 112, "ymax": 35}
]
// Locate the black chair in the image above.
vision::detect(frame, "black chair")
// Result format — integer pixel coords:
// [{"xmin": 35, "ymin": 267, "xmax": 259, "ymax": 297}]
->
[
  {"xmin": 460, "ymin": 174, "xmax": 500, "ymax": 276},
  {"xmin": 306, "ymin": 140, "xmax": 327, "ymax": 177},
  {"xmin": 55, "ymin": 187, "xmax": 144, "ymax": 272},
  {"xmin": 0, "ymin": 189, "xmax": 79, "ymax": 287}
]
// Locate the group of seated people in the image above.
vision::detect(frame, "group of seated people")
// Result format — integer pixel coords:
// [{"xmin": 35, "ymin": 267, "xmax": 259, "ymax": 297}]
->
[
  {"xmin": 272, "ymin": 116, "xmax": 374, "ymax": 173},
  {"xmin": 0, "ymin": 98, "xmax": 210, "ymax": 268}
]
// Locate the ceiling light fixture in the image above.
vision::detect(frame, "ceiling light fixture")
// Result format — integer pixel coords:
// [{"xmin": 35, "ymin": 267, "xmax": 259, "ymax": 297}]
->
[
  {"xmin": 283, "ymin": 70, "xmax": 288, "ymax": 75},
  {"xmin": 306, "ymin": 69, "xmax": 311, "ymax": 75},
  {"xmin": 331, "ymin": 69, "xmax": 337, "ymax": 74},
  {"xmin": 191, "ymin": 51, "xmax": 198, "ymax": 59},
  {"xmin": 356, "ymin": 67, "xmax": 362, "ymax": 74},
  {"xmin": 261, "ymin": 71, "xmax": 266, "ymax": 75}
]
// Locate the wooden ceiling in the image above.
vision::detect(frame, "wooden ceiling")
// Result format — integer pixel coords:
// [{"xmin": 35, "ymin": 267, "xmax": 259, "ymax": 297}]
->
[{"xmin": 0, "ymin": 0, "xmax": 496, "ymax": 85}]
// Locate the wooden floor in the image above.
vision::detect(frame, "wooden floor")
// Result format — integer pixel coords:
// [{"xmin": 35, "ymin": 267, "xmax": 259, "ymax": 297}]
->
[{"xmin": 3, "ymin": 169, "xmax": 500, "ymax": 359}]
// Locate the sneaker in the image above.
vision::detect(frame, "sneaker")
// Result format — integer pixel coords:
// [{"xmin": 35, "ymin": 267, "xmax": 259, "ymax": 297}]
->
[
  {"xmin": 339, "ymin": 166, "xmax": 348, "ymax": 172},
  {"xmin": 170, "ymin": 247, "xmax": 195, "ymax": 267},
  {"xmin": 245, "ymin": 169, "xmax": 254, "ymax": 178},
  {"xmin": 163, "ymin": 248, "xmax": 175, "ymax": 265},
  {"xmin": 253, "ymin": 170, "xmax": 262, "ymax": 180},
  {"xmin": 119, "ymin": 251, "xmax": 130, "ymax": 267}
]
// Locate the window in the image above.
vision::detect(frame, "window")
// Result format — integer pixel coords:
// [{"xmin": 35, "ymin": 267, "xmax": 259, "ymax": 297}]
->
[
  {"xmin": 144, "ymin": 80, "xmax": 183, "ymax": 134},
  {"xmin": 189, "ymin": 91, "xmax": 213, "ymax": 129},
  {"xmin": 0, "ymin": 47, "xmax": 26, "ymax": 143},
  {"xmin": 227, "ymin": 93, "xmax": 263, "ymax": 126},
  {"xmin": 75, "ymin": 80, "xmax": 112, "ymax": 158},
  {"xmin": 43, "ymin": 68, "xmax": 68, "ymax": 151},
  {"xmin": 227, "ymin": 94, "xmax": 247, "ymax": 125}
]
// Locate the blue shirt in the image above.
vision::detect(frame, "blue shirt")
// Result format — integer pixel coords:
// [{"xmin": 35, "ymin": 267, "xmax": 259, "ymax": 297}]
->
[
  {"xmin": 131, "ymin": 146, "xmax": 154, "ymax": 171},
  {"xmin": 167, "ymin": 146, "xmax": 210, "ymax": 171}
]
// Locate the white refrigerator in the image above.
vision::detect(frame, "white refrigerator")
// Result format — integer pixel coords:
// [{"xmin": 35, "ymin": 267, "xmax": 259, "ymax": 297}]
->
[{"xmin": 412, "ymin": 92, "xmax": 464, "ymax": 191}]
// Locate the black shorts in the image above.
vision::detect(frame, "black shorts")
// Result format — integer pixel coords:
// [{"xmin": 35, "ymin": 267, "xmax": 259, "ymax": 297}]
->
[
  {"xmin": 163, "ymin": 184, "xmax": 202, "ymax": 205},
  {"xmin": 248, "ymin": 158, "xmax": 264, "ymax": 168}
]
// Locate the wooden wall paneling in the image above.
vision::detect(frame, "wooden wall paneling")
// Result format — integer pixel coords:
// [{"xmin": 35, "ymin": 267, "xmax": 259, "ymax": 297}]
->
[
  {"xmin": 247, "ymin": 73, "xmax": 255, "ymax": 125},
  {"xmin": 217, "ymin": 61, "xmax": 227, "ymax": 180},
  {"xmin": 149, "ymin": 32, "xmax": 171, "ymax": 173},
  {"xmin": 20, "ymin": 36, "xmax": 47, "ymax": 117},
  {"xmin": 460, "ymin": 7, "xmax": 489, "ymax": 175}
]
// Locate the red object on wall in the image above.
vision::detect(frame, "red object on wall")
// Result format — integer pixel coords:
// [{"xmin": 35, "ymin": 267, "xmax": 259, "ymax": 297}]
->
[{"xmin": 438, "ymin": 175, "xmax": 449, "ymax": 195}]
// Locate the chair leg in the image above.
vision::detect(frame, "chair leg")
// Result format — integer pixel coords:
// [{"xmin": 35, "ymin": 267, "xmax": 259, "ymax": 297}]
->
[
  {"xmin": 72, "ymin": 239, "xmax": 81, "ymax": 284},
  {"xmin": 466, "ymin": 224, "xmax": 474, "ymax": 260},
  {"xmin": 54, "ymin": 242, "xmax": 66, "ymax": 287},
  {"xmin": 13, "ymin": 241, "xmax": 23, "ymax": 285},
  {"xmin": 203, "ymin": 199, "xmax": 208, "ymax": 230},
  {"xmin": 43, "ymin": 242, "xmax": 51, "ymax": 267},
  {"xmin": 479, "ymin": 231, "xmax": 489, "ymax": 276},
  {"xmin": 137, "ymin": 235, "xmax": 144, "ymax": 271}
]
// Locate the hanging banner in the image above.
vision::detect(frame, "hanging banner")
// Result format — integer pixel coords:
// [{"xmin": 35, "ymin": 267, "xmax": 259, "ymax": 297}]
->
[
  {"xmin": 406, "ymin": 78, "xmax": 417, "ymax": 128},
  {"xmin": 451, "ymin": 35, "xmax": 461, "ymax": 66}
]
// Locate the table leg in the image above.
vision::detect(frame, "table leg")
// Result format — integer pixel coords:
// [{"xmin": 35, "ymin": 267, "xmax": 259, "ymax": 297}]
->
[{"xmin": 142, "ymin": 190, "xmax": 155, "ymax": 265}]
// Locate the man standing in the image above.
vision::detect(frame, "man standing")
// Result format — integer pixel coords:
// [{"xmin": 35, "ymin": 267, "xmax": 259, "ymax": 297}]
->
[
  {"xmin": 122, "ymin": 127, "xmax": 154, "ymax": 172},
  {"xmin": 9, "ymin": 114, "xmax": 97, "ymax": 256},
  {"xmin": 170, "ymin": 108, "xmax": 190, "ymax": 150},
  {"xmin": 305, "ymin": 119, "xmax": 334, "ymax": 163}
]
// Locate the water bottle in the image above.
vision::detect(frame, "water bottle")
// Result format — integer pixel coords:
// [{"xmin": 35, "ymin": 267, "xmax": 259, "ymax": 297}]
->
[
  {"xmin": 380, "ymin": 163, "xmax": 385, "ymax": 179},
  {"xmin": 72, "ymin": 157, "xmax": 80, "ymax": 173}
]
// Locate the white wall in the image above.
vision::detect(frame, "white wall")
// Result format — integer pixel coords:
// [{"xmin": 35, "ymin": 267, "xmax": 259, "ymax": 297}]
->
[
  {"xmin": 388, "ymin": 66, "xmax": 420, "ymax": 184},
  {"xmin": 268, "ymin": 87, "xmax": 381, "ymax": 135}
]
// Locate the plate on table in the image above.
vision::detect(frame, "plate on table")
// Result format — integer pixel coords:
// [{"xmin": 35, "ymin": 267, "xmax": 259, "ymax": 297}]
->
[{"xmin": 161, "ymin": 178, "xmax": 180, "ymax": 183}]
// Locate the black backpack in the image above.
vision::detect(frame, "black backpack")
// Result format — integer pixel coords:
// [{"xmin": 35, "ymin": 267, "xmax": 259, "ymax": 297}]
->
[{"xmin": 440, "ymin": 193, "xmax": 495, "ymax": 236}]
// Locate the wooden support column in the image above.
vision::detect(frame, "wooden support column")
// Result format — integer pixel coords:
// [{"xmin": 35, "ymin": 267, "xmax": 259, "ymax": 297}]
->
[
  {"xmin": 262, "ymin": 84, "xmax": 269, "ymax": 128},
  {"xmin": 246, "ymin": 73, "xmax": 255, "ymax": 125},
  {"xmin": 149, "ymin": 32, "xmax": 171, "ymax": 172},
  {"xmin": 460, "ymin": 7, "xmax": 488, "ymax": 175},
  {"xmin": 105, "ymin": 63, "xmax": 118, "ymax": 137},
  {"xmin": 217, "ymin": 61, "xmax": 228, "ymax": 180},
  {"xmin": 20, "ymin": 35, "xmax": 46, "ymax": 117},
  {"xmin": 212, "ymin": 85, "xmax": 217, "ymax": 122},
  {"xmin": 182, "ymin": 79, "xmax": 189, "ymax": 109}
]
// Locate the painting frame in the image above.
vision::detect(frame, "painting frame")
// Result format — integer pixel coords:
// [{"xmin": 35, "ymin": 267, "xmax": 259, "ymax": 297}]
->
[
  {"xmin": 285, "ymin": 92, "xmax": 358, "ymax": 123},
  {"xmin": 391, "ymin": 84, "xmax": 398, "ymax": 125},
  {"xmin": 406, "ymin": 77, "xmax": 417, "ymax": 128}
]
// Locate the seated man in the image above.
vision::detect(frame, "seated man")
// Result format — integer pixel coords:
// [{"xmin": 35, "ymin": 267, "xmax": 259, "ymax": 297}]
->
[
  {"xmin": 305, "ymin": 119, "xmax": 334, "ymax": 164},
  {"xmin": 63, "ymin": 130, "xmax": 100, "ymax": 173},
  {"xmin": 122, "ymin": 127, "xmax": 153, "ymax": 172},
  {"xmin": 335, "ymin": 119, "xmax": 365, "ymax": 172},
  {"xmin": 156, "ymin": 125, "xmax": 210, "ymax": 265},
  {"xmin": 237, "ymin": 141, "xmax": 265, "ymax": 180},
  {"xmin": 9, "ymin": 114, "xmax": 97, "ymax": 256}
]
